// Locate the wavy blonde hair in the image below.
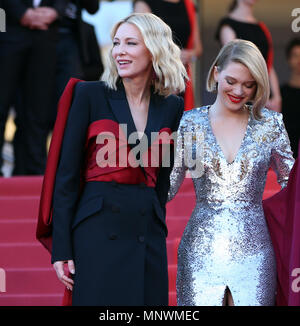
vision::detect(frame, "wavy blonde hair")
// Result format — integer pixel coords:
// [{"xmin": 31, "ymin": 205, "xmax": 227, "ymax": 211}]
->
[
  {"xmin": 101, "ymin": 13, "xmax": 187, "ymax": 97},
  {"xmin": 207, "ymin": 39, "xmax": 270, "ymax": 120}
]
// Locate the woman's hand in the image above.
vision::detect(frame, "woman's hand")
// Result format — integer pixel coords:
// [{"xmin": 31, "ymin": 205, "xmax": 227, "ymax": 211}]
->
[{"xmin": 53, "ymin": 260, "xmax": 75, "ymax": 291}]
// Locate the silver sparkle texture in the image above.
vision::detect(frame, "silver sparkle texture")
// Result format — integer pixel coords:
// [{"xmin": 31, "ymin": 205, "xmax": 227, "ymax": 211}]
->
[{"xmin": 168, "ymin": 106, "xmax": 295, "ymax": 306}]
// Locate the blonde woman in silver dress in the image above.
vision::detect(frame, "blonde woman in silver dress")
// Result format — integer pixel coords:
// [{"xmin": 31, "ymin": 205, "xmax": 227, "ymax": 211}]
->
[{"xmin": 168, "ymin": 39, "xmax": 295, "ymax": 306}]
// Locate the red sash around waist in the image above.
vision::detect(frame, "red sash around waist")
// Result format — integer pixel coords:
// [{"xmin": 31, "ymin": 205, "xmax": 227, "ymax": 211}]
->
[{"xmin": 83, "ymin": 119, "xmax": 174, "ymax": 187}]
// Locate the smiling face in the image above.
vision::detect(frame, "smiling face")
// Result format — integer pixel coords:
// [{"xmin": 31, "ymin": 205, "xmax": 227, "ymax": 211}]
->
[
  {"xmin": 214, "ymin": 61, "xmax": 257, "ymax": 112},
  {"xmin": 112, "ymin": 22, "xmax": 153, "ymax": 82}
]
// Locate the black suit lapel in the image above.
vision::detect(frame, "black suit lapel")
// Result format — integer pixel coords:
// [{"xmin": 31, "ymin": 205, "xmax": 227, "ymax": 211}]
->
[
  {"xmin": 106, "ymin": 83, "xmax": 137, "ymax": 148},
  {"xmin": 143, "ymin": 93, "xmax": 164, "ymax": 148},
  {"xmin": 105, "ymin": 83, "xmax": 165, "ymax": 173}
]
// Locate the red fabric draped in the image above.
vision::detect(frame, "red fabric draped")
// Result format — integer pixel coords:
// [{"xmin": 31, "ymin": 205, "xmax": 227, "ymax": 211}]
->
[
  {"xmin": 36, "ymin": 79, "xmax": 82, "ymax": 306},
  {"xmin": 263, "ymin": 143, "xmax": 300, "ymax": 305},
  {"xmin": 36, "ymin": 78, "xmax": 82, "ymax": 254},
  {"xmin": 84, "ymin": 119, "xmax": 173, "ymax": 187}
]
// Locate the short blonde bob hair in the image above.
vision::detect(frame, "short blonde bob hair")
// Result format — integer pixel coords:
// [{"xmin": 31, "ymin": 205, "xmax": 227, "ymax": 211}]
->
[
  {"xmin": 207, "ymin": 39, "xmax": 270, "ymax": 119},
  {"xmin": 101, "ymin": 13, "xmax": 188, "ymax": 97}
]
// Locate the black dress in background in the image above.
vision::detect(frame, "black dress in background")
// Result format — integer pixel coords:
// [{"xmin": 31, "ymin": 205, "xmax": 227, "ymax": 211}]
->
[
  {"xmin": 280, "ymin": 84, "xmax": 300, "ymax": 158},
  {"xmin": 215, "ymin": 17, "xmax": 269, "ymax": 63},
  {"xmin": 138, "ymin": 0, "xmax": 191, "ymax": 49}
]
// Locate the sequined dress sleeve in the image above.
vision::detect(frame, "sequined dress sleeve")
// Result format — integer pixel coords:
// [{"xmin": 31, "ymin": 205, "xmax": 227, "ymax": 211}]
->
[
  {"xmin": 270, "ymin": 112, "xmax": 295, "ymax": 188},
  {"xmin": 167, "ymin": 117, "xmax": 187, "ymax": 201}
]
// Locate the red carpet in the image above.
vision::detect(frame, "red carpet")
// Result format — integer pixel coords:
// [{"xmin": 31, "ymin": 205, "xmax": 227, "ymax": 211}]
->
[{"xmin": 0, "ymin": 170, "xmax": 280, "ymax": 306}]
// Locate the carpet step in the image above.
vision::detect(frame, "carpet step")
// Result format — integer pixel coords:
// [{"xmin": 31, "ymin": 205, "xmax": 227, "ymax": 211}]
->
[
  {"xmin": 0, "ymin": 197, "xmax": 40, "ymax": 219},
  {"xmin": 0, "ymin": 220, "xmax": 37, "ymax": 243},
  {"xmin": 0, "ymin": 293, "xmax": 63, "ymax": 306},
  {"xmin": 0, "ymin": 243, "xmax": 51, "ymax": 268},
  {"xmin": 2, "ymin": 268, "xmax": 64, "ymax": 294},
  {"xmin": 0, "ymin": 176, "xmax": 43, "ymax": 196}
]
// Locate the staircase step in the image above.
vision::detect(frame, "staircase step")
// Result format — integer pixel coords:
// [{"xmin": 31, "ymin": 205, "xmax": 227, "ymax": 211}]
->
[
  {"xmin": 1, "ymin": 268, "xmax": 64, "ymax": 294},
  {"xmin": 0, "ymin": 293, "xmax": 63, "ymax": 306},
  {"xmin": 0, "ymin": 197, "xmax": 40, "ymax": 219},
  {"xmin": 0, "ymin": 176, "xmax": 43, "ymax": 196},
  {"xmin": 0, "ymin": 170, "xmax": 281, "ymax": 306},
  {"xmin": 0, "ymin": 243, "xmax": 51, "ymax": 268},
  {"xmin": 0, "ymin": 220, "xmax": 37, "ymax": 243}
]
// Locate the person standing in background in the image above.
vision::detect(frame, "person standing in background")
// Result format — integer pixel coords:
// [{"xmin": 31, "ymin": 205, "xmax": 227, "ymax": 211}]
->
[
  {"xmin": 133, "ymin": 0, "xmax": 203, "ymax": 110},
  {"xmin": 48, "ymin": 0, "xmax": 101, "ymax": 130},
  {"xmin": 42, "ymin": 0, "xmax": 103, "ymax": 134},
  {"xmin": 215, "ymin": 0, "xmax": 282, "ymax": 112},
  {"xmin": 280, "ymin": 38, "xmax": 300, "ymax": 159},
  {"xmin": 12, "ymin": 1, "xmax": 102, "ymax": 175},
  {"xmin": 0, "ymin": 0, "xmax": 65, "ymax": 176}
]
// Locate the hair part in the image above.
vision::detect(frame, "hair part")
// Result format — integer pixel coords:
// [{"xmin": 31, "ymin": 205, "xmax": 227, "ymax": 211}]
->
[
  {"xmin": 101, "ymin": 13, "xmax": 188, "ymax": 97},
  {"xmin": 206, "ymin": 39, "xmax": 270, "ymax": 120}
]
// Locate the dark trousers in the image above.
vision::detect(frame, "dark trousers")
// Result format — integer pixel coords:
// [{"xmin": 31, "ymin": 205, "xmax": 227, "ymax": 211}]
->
[
  {"xmin": 0, "ymin": 29, "xmax": 56, "ymax": 175},
  {"xmin": 49, "ymin": 31, "xmax": 82, "ymax": 129}
]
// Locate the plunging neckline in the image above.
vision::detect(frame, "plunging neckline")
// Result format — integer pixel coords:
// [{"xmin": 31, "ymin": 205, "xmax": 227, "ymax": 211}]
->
[
  {"xmin": 125, "ymin": 94, "xmax": 152, "ymax": 141},
  {"xmin": 207, "ymin": 105, "xmax": 251, "ymax": 165}
]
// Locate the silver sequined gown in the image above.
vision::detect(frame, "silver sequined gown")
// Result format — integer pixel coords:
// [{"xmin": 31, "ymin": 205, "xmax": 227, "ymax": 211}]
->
[{"xmin": 168, "ymin": 106, "xmax": 295, "ymax": 306}]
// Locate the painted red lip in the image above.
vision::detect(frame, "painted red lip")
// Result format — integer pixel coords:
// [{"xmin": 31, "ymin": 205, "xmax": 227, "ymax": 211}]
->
[{"xmin": 228, "ymin": 94, "xmax": 243, "ymax": 103}]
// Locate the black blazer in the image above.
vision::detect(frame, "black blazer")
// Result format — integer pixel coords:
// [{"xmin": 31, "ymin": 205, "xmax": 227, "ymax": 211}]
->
[{"xmin": 51, "ymin": 81, "xmax": 184, "ymax": 262}]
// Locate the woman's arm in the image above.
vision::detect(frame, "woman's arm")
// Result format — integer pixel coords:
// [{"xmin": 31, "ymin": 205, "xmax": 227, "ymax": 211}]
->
[
  {"xmin": 219, "ymin": 25, "xmax": 236, "ymax": 45},
  {"xmin": 181, "ymin": 17, "xmax": 203, "ymax": 65},
  {"xmin": 167, "ymin": 130, "xmax": 187, "ymax": 202},
  {"xmin": 270, "ymin": 112, "xmax": 295, "ymax": 188},
  {"xmin": 155, "ymin": 97, "xmax": 184, "ymax": 209},
  {"xmin": 167, "ymin": 111, "xmax": 188, "ymax": 202}
]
